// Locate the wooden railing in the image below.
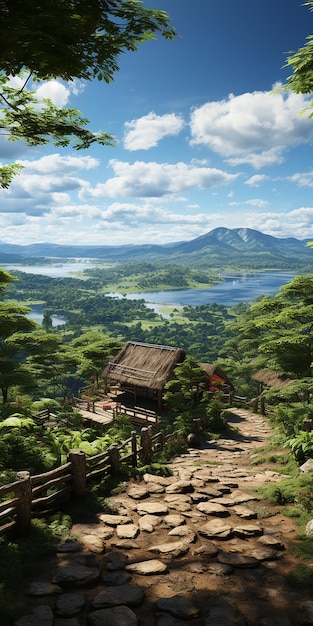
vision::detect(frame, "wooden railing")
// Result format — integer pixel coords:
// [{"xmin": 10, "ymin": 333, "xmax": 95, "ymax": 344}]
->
[{"xmin": 0, "ymin": 425, "xmax": 173, "ymax": 539}]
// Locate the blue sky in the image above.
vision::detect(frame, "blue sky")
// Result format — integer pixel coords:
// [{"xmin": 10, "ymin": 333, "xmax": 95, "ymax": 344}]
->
[{"xmin": 1, "ymin": 0, "xmax": 313, "ymax": 246}]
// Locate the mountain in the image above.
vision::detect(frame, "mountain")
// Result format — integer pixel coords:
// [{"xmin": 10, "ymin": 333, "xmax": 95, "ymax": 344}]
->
[{"xmin": 0, "ymin": 228, "xmax": 313, "ymax": 269}]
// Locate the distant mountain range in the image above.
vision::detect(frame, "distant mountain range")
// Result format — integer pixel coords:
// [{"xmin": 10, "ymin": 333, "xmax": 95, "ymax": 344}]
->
[{"xmin": 1, "ymin": 227, "xmax": 313, "ymax": 270}]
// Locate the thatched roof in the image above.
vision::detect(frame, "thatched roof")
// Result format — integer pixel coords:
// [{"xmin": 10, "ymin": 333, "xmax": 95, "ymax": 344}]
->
[
  {"xmin": 252, "ymin": 369, "xmax": 293, "ymax": 389},
  {"xmin": 103, "ymin": 342, "xmax": 186, "ymax": 391},
  {"xmin": 198, "ymin": 363, "xmax": 234, "ymax": 389}
]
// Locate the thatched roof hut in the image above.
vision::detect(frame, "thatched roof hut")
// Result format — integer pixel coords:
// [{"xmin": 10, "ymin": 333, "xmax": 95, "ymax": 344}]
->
[
  {"xmin": 198, "ymin": 363, "xmax": 234, "ymax": 392},
  {"xmin": 252, "ymin": 369, "xmax": 292, "ymax": 390},
  {"xmin": 252, "ymin": 368, "xmax": 293, "ymax": 414},
  {"xmin": 103, "ymin": 341, "xmax": 186, "ymax": 408}
]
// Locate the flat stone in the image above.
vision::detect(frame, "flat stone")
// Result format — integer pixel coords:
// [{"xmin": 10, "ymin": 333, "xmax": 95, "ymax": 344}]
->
[
  {"xmin": 127, "ymin": 485, "xmax": 149, "ymax": 499},
  {"xmin": 232, "ymin": 505, "xmax": 257, "ymax": 519},
  {"xmin": 98, "ymin": 514, "xmax": 131, "ymax": 526},
  {"xmin": 212, "ymin": 492, "xmax": 259, "ymax": 506},
  {"xmin": 54, "ymin": 619, "xmax": 80, "ymax": 626},
  {"xmin": 91, "ymin": 585, "xmax": 144, "ymax": 609},
  {"xmin": 168, "ymin": 527, "xmax": 196, "ymax": 541},
  {"xmin": 26, "ymin": 582, "xmax": 62, "ymax": 596},
  {"xmin": 111, "ymin": 540, "xmax": 140, "ymax": 549},
  {"xmin": 196, "ymin": 501, "xmax": 230, "ymax": 517},
  {"xmin": 55, "ymin": 593, "xmax": 86, "ymax": 617},
  {"xmin": 149, "ymin": 540, "xmax": 190, "ymax": 557},
  {"xmin": 147, "ymin": 482, "xmax": 166, "ymax": 494},
  {"xmin": 102, "ymin": 571, "xmax": 131, "ymax": 585},
  {"xmin": 233, "ymin": 523, "xmax": 263, "ymax": 538},
  {"xmin": 14, "ymin": 605, "xmax": 54, "ymax": 626},
  {"xmin": 155, "ymin": 615, "xmax": 187, "ymax": 626},
  {"xmin": 80, "ymin": 534, "xmax": 105, "ymax": 553},
  {"xmin": 193, "ymin": 542, "xmax": 219, "ymax": 557},
  {"xmin": 156, "ymin": 595, "xmax": 200, "ymax": 619},
  {"xmin": 116, "ymin": 524, "xmax": 139, "ymax": 539},
  {"xmin": 165, "ymin": 480, "xmax": 194, "ymax": 494},
  {"xmin": 87, "ymin": 605, "xmax": 138, "ymax": 626},
  {"xmin": 205, "ymin": 601, "xmax": 248, "ymax": 625},
  {"xmin": 143, "ymin": 473, "xmax": 171, "ymax": 485},
  {"xmin": 52, "ymin": 564, "xmax": 100, "ymax": 586},
  {"xmin": 139, "ymin": 514, "xmax": 162, "ymax": 532},
  {"xmin": 251, "ymin": 547, "xmax": 279, "ymax": 561},
  {"xmin": 105, "ymin": 551, "xmax": 128, "ymax": 570},
  {"xmin": 196, "ymin": 486, "xmax": 224, "ymax": 498},
  {"xmin": 164, "ymin": 514, "xmax": 186, "ymax": 527},
  {"xmin": 199, "ymin": 519, "xmax": 233, "ymax": 540},
  {"xmin": 297, "ymin": 600, "xmax": 313, "ymax": 625},
  {"xmin": 126, "ymin": 559, "xmax": 168, "ymax": 575},
  {"xmin": 207, "ymin": 563, "xmax": 233, "ymax": 575},
  {"xmin": 217, "ymin": 551, "xmax": 259, "ymax": 569},
  {"xmin": 136, "ymin": 501, "xmax": 168, "ymax": 516},
  {"xmin": 56, "ymin": 541, "xmax": 82, "ymax": 553},
  {"xmin": 258, "ymin": 535, "xmax": 285, "ymax": 550}
]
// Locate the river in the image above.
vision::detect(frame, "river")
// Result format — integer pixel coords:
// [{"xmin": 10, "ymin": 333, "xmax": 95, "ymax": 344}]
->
[{"xmin": 106, "ymin": 271, "xmax": 297, "ymax": 307}]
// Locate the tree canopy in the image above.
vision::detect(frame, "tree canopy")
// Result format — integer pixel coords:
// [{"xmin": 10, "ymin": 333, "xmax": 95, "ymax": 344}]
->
[
  {"xmin": 0, "ymin": 1, "xmax": 175, "ymax": 188},
  {"xmin": 284, "ymin": 1, "xmax": 313, "ymax": 113}
]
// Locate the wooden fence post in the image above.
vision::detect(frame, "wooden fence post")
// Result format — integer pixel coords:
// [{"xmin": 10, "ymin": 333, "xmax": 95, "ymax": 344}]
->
[
  {"xmin": 131, "ymin": 431, "xmax": 137, "ymax": 467},
  {"xmin": 109, "ymin": 445, "xmax": 120, "ymax": 474},
  {"xmin": 68, "ymin": 449, "xmax": 87, "ymax": 498},
  {"xmin": 14, "ymin": 471, "xmax": 32, "ymax": 537},
  {"xmin": 140, "ymin": 427, "xmax": 152, "ymax": 464}
]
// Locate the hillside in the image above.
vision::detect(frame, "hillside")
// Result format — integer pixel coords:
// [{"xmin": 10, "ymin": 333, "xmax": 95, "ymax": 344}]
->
[{"xmin": 1, "ymin": 227, "xmax": 313, "ymax": 270}]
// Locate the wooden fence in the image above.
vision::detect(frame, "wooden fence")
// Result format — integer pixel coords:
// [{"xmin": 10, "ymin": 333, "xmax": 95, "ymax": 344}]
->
[{"xmin": 0, "ymin": 426, "xmax": 173, "ymax": 539}]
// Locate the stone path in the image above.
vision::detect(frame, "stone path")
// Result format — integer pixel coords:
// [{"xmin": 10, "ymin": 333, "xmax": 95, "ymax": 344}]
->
[{"xmin": 15, "ymin": 409, "xmax": 313, "ymax": 625}]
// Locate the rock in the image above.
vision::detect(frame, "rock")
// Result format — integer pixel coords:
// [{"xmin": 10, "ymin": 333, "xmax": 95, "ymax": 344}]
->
[
  {"xmin": 116, "ymin": 523, "xmax": 139, "ymax": 539},
  {"xmin": 193, "ymin": 542, "xmax": 219, "ymax": 557},
  {"xmin": 149, "ymin": 540, "xmax": 190, "ymax": 557},
  {"xmin": 205, "ymin": 601, "xmax": 248, "ymax": 625},
  {"xmin": 199, "ymin": 519, "xmax": 233, "ymax": 540},
  {"xmin": 80, "ymin": 534, "xmax": 105, "ymax": 553},
  {"xmin": 54, "ymin": 618, "xmax": 80, "ymax": 626},
  {"xmin": 196, "ymin": 501, "xmax": 230, "ymax": 517},
  {"xmin": 165, "ymin": 480, "xmax": 194, "ymax": 494},
  {"xmin": 138, "ymin": 514, "xmax": 162, "ymax": 532},
  {"xmin": 232, "ymin": 505, "xmax": 257, "ymax": 519},
  {"xmin": 217, "ymin": 551, "xmax": 259, "ymax": 568},
  {"xmin": 306, "ymin": 519, "xmax": 313, "ymax": 536},
  {"xmin": 300, "ymin": 459, "xmax": 313, "ymax": 473},
  {"xmin": 258, "ymin": 535, "xmax": 285, "ymax": 550},
  {"xmin": 297, "ymin": 600, "xmax": 313, "ymax": 624},
  {"xmin": 207, "ymin": 563, "xmax": 233, "ymax": 575},
  {"xmin": 136, "ymin": 501, "xmax": 169, "ymax": 515},
  {"xmin": 52, "ymin": 563, "xmax": 100, "ymax": 586},
  {"xmin": 102, "ymin": 570, "xmax": 131, "ymax": 585},
  {"xmin": 105, "ymin": 551, "xmax": 128, "ymax": 570},
  {"xmin": 163, "ymin": 494, "xmax": 192, "ymax": 511},
  {"xmin": 56, "ymin": 541, "xmax": 82, "ymax": 553},
  {"xmin": 14, "ymin": 605, "xmax": 54, "ymax": 626},
  {"xmin": 26, "ymin": 582, "xmax": 62, "ymax": 596},
  {"xmin": 126, "ymin": 559, "xmax": 168, "ymax": 575},
  {"xmin": 251, "ymin": 547, "xmax": 279, "ymax": 561},
  {"xmin": 156, "ymin": 595, "xmax": 200, "ymax": 619},
  {"xmin": 168, "ymin": 527, "xmax": 196, "ymax": 541},
  {"xmin": 163, "ymin": 514, "xmax": 186, "ymax": 527},
  {"xmin": 98, "ymin": 514, "xmax": 131, "ymax": 526},
  {"xmin": 87, "ymin": 605, "xmax": 138, "ymax": 626},
  {"xmin": 91, "ymin": 585, "xmax": 144, "ymax": 609},
  {"xmin": 55, "ymin": 593, "xmax": 86, "ymax": 617},
  {"xmin": 233, "ymin": 523, "xmax": 263, "ymax": 538},
  {"xmin": 127, "ymin": 485, "xmax": 149, "ymax": 499},
  {"xmin": 143, "ymin": 473, "xmax": 171, "ymax": 485}
]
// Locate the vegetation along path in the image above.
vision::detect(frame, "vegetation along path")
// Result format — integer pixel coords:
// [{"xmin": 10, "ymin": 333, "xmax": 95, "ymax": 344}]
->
[{"xmin": 15, "ymin": 409, "xmax": 313, "ymax": 625}]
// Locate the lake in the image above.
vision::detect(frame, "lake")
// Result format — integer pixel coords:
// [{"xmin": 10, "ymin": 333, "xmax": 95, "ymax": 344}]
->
[
  {"xmin": 26, "ymin": 306, "xmax": 66, "ymax": 327},
  {"xmin": 107, "ymin": 272, "xmax": 297, "ymax": 307},
  {"xmin": 3, "ymin": 261, "xmax": 95, "ymax": 278}
]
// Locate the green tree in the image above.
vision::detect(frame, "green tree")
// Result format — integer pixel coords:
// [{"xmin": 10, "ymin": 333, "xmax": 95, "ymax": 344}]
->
[
  {"xmin": 42, "ymin": 311, "xmax": 53, "ymax": 332},
  {"xmin": 284, "ymin": 1, "xmax": 313, "ymax": 115},
  {"xmin": 163, "ymin": 356, "xmax": 207, "ymax": 414},
  {"xmin": 70, "ymin": 331, "xmax": 121, "ymax": 388},
  {"xmin": 0, "ymin": 0, "xmax": 175, "ymax": 188}
]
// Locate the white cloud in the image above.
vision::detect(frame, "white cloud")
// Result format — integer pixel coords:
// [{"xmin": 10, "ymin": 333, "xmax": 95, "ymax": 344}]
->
[
  {"xmin": 18, "ymin": 154, "xmax": 99, "ymax": 174},
  {"xmin": 124, "ymin": 112, "xmax": 185, "ymax": 150},
  {"xmin": 245, "ymin": 174, "xmax": 268, "ymax": 187},
  {"xmin": 287, "ymin": 171, "xmax": 313, "ymax": 188},
  {"xmin": 246, "ymin": 198, "xmax": 269, "ymax": 208},
  {"xmin": 189, "ymin": 89, "xmax": 312, "ymax": 168},
  {"xmin": 79, "ymin": 159, "xmax": 238, "ymax": 199}
]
